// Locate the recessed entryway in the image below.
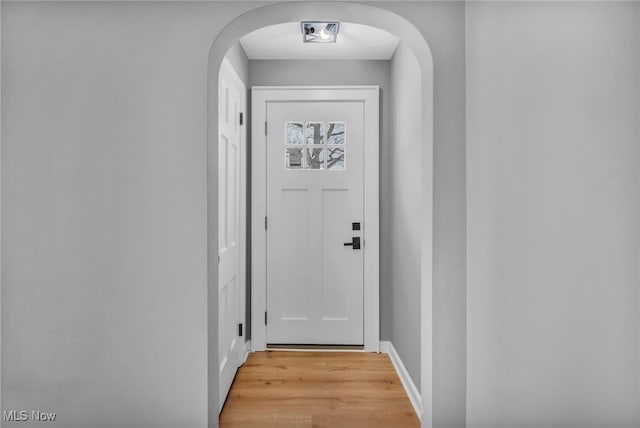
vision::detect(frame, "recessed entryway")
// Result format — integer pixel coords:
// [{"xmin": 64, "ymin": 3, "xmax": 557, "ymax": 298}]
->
[
  {"xmin": 251, "ymin": 86, "xmax": 379, "ymax": 350},
  {"xmin": 208, "ymin": 3, "xmax": 434, "ymax": 427}
]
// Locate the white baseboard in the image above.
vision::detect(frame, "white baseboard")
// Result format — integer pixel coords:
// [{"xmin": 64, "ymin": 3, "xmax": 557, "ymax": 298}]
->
[
  {"xmin": 380, "ymin": 341, "xmax": 423, "ymax": 421},
  {"xmin": 242, "ymin": 340, "xmax": 251, "ymax": 364}
]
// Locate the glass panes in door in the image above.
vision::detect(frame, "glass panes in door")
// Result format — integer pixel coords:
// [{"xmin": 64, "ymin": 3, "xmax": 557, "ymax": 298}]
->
[
  {"xmin": 306, "ymin": 123, "xmax": 325, "ymax": 145},
  {"xmin": 284, "ymin": 122, "xmax": 304, "ymax": 169},
  {"xmin": 327, "ymin": 148, "xmax": 345, "ymax": 170},
  {"xmin": 284, "ymin": 121, "xmax": 346, "ymax": 170},
  {"xmin": 306, "ymin": 148, "xmax": 325, "ymax": 170},
  {"xmin": 285, "ymin": 147, "xmax": 304, "ymax": 169},
  {"xmin": 327, "ymin": 122, "xmax": 345, "ymax": 145},
  {"xmin": 286, "ymin": 122, "xmax": 304, "ymax": 145}
]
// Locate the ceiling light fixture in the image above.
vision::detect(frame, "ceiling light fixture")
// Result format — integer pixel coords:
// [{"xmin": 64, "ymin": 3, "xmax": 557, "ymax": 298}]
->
[{"xmin": 301, "ymin": 22, "xmax": 339, "ymax": 43}]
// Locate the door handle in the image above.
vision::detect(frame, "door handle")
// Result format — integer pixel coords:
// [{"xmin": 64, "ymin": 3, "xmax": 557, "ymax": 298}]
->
[{"xmin": 343, "ymin": 237, "xmax": 361, "ymax": 250}]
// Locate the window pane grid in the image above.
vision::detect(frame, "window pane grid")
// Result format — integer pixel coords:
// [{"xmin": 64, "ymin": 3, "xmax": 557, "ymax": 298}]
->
[{"xmin": 284, "ymin": 121, "xmax": 346, "ymax": 170}]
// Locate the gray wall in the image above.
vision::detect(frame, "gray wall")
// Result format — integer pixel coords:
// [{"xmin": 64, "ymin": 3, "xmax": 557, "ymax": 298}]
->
[
  {"xmin": 388, "ymin": 42, "xmax": 422, "ymax": 394},
  {"xmin": 1, "ymin": 2, "xmax": 255, "ymax": 427},
  {"xmin": 383, "ymin": 2, "xmax": 468, "ymax": 426},
  {"xmin": 4, "ymin": 1, "xmax": 638, "ymax": 427},
  {"xmin": 466, "ymin": 2, "xmax": 640, "ymax": 427},
  {"xmin": 1, "ymin": 1, "xmax": 460, "ymax": 427},
  {"xmin": 248, "ymin": 60, "xmax": 390, "ymax": 107},
  {"xmin": 225, "ymin": 41, "xmax": 249, "ymax": 87},
  {"xmin": 0, "ymin": 1, "xmax": 3, "ymax": 420}
]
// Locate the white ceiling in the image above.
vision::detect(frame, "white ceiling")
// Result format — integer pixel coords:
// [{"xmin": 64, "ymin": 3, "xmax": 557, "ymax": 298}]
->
[{"xmin": 239, "ymin": 22, "xmax": 400, "ymax": 60}]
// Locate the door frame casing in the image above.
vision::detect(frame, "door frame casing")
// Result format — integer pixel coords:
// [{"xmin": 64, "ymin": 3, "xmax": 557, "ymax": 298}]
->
[{"xmin": 251, "ymin": 86, "xmax": 380, "ymax": 352}]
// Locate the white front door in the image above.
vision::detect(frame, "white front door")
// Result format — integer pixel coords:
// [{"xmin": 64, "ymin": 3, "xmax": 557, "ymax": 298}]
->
[
  {"xmin": 266, "ymin": 99, "xmax": 367, "ymax": 345},
  {"xmin": 218, "ymin": 58, "xmax": 246, "ymax": 411}
]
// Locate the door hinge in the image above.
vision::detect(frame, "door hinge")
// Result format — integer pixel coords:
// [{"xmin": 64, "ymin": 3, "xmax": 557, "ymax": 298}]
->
[
  {"xmin": 265, "ymin": 121, "xmax": 268, "ymax": 136},
  {"xmin": 238, "ymin": 323, "xmax": 243, "ymax": 337},
  {"xmin": 239, "ymin": 112, "xmax": 244, "ymax": 126},
  {"xmin": 265, "ymin": 311, "xmax": 268, "ymax": 325},
  {"xmin": 265, "ymin": 216, "xmax": 268, "ymax": 230}
]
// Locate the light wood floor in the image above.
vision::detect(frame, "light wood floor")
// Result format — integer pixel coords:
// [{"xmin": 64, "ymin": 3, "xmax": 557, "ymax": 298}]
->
[{"xmin": 219, "ymin": 351, "xmax": 420, "ymax": 428}]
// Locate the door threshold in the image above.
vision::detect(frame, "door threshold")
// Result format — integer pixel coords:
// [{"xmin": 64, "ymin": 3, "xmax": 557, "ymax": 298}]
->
[{"xmin": 266, "ymin": 344, "xmax": 365, "ymax": 352}]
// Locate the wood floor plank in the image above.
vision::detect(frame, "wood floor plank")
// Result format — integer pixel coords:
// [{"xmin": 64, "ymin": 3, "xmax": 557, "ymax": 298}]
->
[{"xmin": 219, "ymin": 351, "xmax": 420, "ymax": 428}]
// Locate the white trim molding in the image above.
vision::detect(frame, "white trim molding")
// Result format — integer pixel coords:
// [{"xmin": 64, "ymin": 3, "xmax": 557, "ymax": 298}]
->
[
  {"xmin": 380, "ymin": 341, "xmax": 423, "ymax": 421},
  {"xmin": 251, "ymin": 86, "xmax": 380, "ymax": 353}
]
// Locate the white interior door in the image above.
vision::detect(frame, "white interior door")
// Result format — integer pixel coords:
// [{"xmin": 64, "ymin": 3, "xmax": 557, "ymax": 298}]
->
[
  {"xmin": 218, "ymin": 58, "xmax": 246, "ymax": 411},
  {"xmin": 266, "ymin": 100, "xmax": 366, "ymax": 345}
]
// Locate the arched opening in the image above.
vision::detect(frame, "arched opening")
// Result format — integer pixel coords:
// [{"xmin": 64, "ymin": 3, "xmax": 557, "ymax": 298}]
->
[{"xmin": 207, "ymin": 3, "xmax": 434, "ymax": 427}]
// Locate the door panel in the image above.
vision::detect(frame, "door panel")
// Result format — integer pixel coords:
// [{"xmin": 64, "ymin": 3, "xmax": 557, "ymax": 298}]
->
[
  {"xmin": 321, "ymin": 189, "xmax": 349, "ymax": 320},
  {"xmin": 266, "ymin": 100, "xmax": 364, "ymax": 345},
  {"xmin": 218, "ymin": 59, "xmax": 245, "ymax": 411},
  {"xmin": 277, "ymin": 188, "xmax": 310, "ymax": 320}
]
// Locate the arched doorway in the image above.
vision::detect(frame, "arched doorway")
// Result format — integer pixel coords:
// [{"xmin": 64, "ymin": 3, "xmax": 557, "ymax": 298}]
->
[{"xmin": 207, "ymin": 3, "xmax": 434, "ymax": 427}]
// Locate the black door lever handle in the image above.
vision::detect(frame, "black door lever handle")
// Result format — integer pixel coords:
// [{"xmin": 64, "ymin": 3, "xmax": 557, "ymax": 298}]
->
[{"xmin": 343, "ymin": 237, "xmax": 361, "ymax": 250}]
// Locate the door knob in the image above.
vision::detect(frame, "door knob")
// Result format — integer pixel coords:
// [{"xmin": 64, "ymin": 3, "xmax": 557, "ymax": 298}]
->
[{"xmin": 343, "ymin": 237, "xmax": 361, "ymax": 250}]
